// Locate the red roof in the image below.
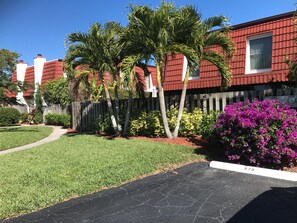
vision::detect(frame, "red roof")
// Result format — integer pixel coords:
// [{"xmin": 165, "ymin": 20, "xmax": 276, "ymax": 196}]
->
[
  {"xmin": 7, "ymin": 59, "xmax": 157, "ymax": 98},
  {"xmin": 6, "ymin": 59, "xmax": 64, "ymax": 98}
]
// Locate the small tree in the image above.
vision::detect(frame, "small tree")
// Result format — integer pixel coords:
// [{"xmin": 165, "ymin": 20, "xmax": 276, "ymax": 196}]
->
[
  {"xmin": 34, "ymin": 85, "xmax": 43, "ymax": 124},
  {"xmin": 0, "ymin": 49, "xmax": 20, "ymax": 105},
  {"xmin": 43, "ymin": 77, "xmax": 71, "ymax": 108}
]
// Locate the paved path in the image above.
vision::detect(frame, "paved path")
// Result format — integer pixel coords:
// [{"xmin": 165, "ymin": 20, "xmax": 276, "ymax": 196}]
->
[
  {"xmin": 0, "ymin": 126, "xmax": 67, "ymax": 155},
  {"xmin": 3, "ymin": 162, "xmax": 297, "ymax": 223}
]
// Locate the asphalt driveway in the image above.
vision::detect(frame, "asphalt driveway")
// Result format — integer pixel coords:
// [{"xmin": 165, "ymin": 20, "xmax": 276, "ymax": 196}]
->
[{"xmin": 3, "ymin": 162, "xmax": 297, "ymax": 223}]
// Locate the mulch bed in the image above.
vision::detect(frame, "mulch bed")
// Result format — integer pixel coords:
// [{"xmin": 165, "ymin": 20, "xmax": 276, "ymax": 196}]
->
[{"xmin": 129, "ymin": 135, "xmax": 207, "ymax": 148}]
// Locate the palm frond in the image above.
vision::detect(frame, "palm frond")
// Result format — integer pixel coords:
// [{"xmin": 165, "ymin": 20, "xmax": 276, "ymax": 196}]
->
[
  {"xmin": 203, "ymin": 15, "xmax": 229, "ymax": 31},
  {"xmin": 202, "ymin": 50, "xmax": 232, "ymax": 88},
  {"xmin": 204, "ymin": 31, "xmax": 235, "ymax": 59}
]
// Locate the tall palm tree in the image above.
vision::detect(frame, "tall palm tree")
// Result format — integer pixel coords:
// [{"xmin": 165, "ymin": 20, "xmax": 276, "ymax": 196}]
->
[
  {"xmin": 172, "ymin": 10, "xmax": 235, "ymax": 138},
  {"xmin": 123, "ymin": 2, "xmax": 234, "ymax": 139},
  {"xmin": 120, "ymin": 54, "xmax": 149, "ymax": 135},
  {"xmin": 65, "ymin": 22, "xmax": 123, "ymax": 135},
  {"xmin": 122, "ymin": 2, "xmax": 199, "ymax": 139}
]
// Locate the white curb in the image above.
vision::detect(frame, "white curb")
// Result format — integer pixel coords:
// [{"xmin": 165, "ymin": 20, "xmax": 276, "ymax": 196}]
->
[{"xmin": 209, "ymin": 161, "xmax": 297, "ymax": 182}]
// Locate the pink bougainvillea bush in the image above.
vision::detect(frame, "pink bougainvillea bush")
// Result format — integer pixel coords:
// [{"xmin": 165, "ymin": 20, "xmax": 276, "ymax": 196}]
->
[{"xmin": 215, "ymin": 99, "xmax": 297, "ymax": 169}]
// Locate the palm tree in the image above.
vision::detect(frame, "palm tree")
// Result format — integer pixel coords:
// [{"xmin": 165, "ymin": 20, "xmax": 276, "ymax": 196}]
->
[
  {"xmin": 172, "ymin": 11, "xmax": 235, "ymax": 138},
  {"xmin": 123, "ymin": 2, "xmax": 234, "ymax": 139},
  {"xmin": 120, "ymin": 54, "xmax": 149, "ymax": 135},
  {"xmin": 65, "ymin": 22, "xmax": 123, "ymax": 135},
  {"xmin": 122, "ymin": 2, "xmax": 199, "ymax": 139}
]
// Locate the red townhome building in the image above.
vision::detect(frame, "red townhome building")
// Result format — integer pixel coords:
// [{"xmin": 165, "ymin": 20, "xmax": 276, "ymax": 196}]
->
[
  {"xmin": 163, "ymin": 11, "xmax": 296, "ymax": 94},
  {"xmin": 7, "ymin": 54, "xmax": 156, "ymax": 111},
  {"xmin": 7, "ymin": 11, "xmax": 297, "ymax": 112}
]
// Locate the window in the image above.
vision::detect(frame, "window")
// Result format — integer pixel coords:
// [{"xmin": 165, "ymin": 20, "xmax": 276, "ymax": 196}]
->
[
  {"xmin": 182, "ymin": 56, "xmax": 200, "ymax": 81},
  {"xmin": 246, "ymin": 33, "xmax": 272, "ymax": 74},
  {"xmin": 145, "ymin": 73, "xmax": 153, "ymax": 92}
]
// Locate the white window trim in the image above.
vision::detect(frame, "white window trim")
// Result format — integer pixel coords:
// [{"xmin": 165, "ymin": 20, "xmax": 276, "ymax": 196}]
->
[
  {"xmin": 182, "ymin": 56, "xmax": 200, "ymax": 81},
  {"xmin": 245, "ymin": 33, "xmax": 272, "ymax": 74},
  {"xmin": 145, "ymin": 73, "xmax": 154, "ymax": 92}
]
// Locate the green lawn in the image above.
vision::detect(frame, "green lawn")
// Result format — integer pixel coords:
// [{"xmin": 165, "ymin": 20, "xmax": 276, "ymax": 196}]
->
[
  {"xmin": 0, "ymin": 126, "xmax": 53, "ymax": 151},
  {"xmin": 0, "ymin": 135, "xmax": 204, "ymax": 220}
]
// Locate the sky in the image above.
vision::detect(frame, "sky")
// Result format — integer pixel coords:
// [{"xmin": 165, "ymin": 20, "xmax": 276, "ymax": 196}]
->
[{"xmin": 0, "ymin": 0, "xmax": 296, "ymax": 65}]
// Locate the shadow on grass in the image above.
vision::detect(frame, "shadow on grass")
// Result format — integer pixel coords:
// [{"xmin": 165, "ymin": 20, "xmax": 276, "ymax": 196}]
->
[
  {"xmin": 188, "ymin": 136, "xmax": 228, "ymax": 162},
  {"xmin": 0, "ymin": 127, "xmax": 40, "ymax": 133}
]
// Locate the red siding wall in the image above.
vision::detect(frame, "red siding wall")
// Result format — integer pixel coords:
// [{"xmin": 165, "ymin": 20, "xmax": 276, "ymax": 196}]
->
[{"xmin": 163, "ymin": 13, "xmax": 296, "ymax": 91}]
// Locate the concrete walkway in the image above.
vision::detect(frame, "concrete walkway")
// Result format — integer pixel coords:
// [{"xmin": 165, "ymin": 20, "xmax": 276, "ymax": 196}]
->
[
  {"xmin": 0, "ymin": 126, "xmax": 67, "ymax": 155},
  {"xmin": 4, "ymin": 162, "xmax": 297, "ymax": 223}
]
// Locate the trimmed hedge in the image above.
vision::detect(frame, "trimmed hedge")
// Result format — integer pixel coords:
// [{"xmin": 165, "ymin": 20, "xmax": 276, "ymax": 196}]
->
[
  {"xmin": 44, "ymin": 113, "xmax": 71, "ymax": 128},
  {"xmin": 0, "ymin": 107, "xmax": 21, "ymax": 126}
]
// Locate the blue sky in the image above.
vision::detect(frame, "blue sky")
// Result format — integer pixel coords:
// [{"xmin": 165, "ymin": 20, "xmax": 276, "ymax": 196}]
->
[{"xmin": 0, "ymin": 0, "xmax": 296, "ymax": 65}]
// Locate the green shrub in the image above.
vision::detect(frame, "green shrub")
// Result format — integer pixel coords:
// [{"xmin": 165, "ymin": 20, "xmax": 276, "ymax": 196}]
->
[
  {"xmin": 0, "ymin": 107, "xmax": 21, "ymax": 126},
  {"xmin": 167, "ymin": 108, "xmax": 203, "ymax": 137},
  {"xmin": 45, "ymin": 113, "xmax": 71, "ymax": 128},
  {"xmin": 42, "ymin": 77, "xmax": 71, "ymax": 108},
  {"xmin": 97, "ymin": 115, "xmax": 115, "ymax": 134},
  {"xmin": 130, "ymin": 108, "xmax": 203, "ymax": 137},
  {"xmin": 130, "ymin": 111, "xmax": 164, "ymax": 137},
  {"xmin": 199, "ymin": 110, "xmax": 221, "ymax": 143},
  {"xmin": 20, "ymin": 112, "xmax": 29, "ymax": 124},
  {"xmin": 35, "ymin": 113, "xmax": 43, "ymax": 124}
]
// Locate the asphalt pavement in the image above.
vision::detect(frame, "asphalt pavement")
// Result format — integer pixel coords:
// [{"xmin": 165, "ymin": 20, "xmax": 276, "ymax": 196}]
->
[{"xmin": 3, "ymin": 162, "xmax": 297, "ymax": 223}]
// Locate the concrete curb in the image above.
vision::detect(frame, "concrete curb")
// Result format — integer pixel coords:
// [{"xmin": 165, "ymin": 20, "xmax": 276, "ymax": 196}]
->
[
  {"xmin": 0, "ymin": 126, "xmax": 67, "ymax": 156},
  {"xmin": 209, "ymin": 161, "xmax": 297, "ymax": 182}
]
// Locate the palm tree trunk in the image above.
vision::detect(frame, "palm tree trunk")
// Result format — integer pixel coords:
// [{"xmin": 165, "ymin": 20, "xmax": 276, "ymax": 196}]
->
[
  {"xmin": 104, "ymin": 84, "xmax": 120, "ymax": 135},
  {"xmin": 114, "ymin": 85, "xmax": 122, "ymax": 133},
  {"xmin": 173, "ymin": 67, "xmax": 190, "ymax": 138},
  {"xmin": 156, "ymin": 64, "xmax": 173, "ymax": 139},
  {"xmin": 123, "ymin": 90, "xmax": 132, "ymax": 136}
]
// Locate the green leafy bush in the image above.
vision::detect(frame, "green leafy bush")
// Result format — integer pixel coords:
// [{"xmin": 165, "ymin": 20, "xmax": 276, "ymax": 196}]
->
[
  {"xmin": 45, "ymin": 113, "xmax": 71, "ymax": 128},
  {"xmin": 200, "ymin": 110, "xmax": 221, "ymax": 142},
  {"xmin": 35, "ymin": 113, "xmax": 43, "ymax": 124},
  {"xmin": 130, "ymin": 108, "xmax": 203, "ymax": 137},
  {"xmin": 20, "ymin": 112, "xmax": 29, "ymax": 124},
  {"xmin": 42, "ymin": 77, "xmax": 71, "ymax": 107},
  {"xmin": 167, "ymin": 108, "xmax": 203, "ymax": 137},
  {"xmin": 0, "ymin": 107, "xmax": 20, "ymax": 126},
  {"xmin": 130, "ymin": 111, "xmax": 164, "ymax": 137},
  {"xmin": 97, "ymin": 115, "xmax": 114, "ymax": 134}
]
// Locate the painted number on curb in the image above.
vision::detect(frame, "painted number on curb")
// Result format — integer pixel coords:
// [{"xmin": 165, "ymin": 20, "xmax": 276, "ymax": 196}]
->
[{"xmin": 244, "ymin": 167, "xmax": 255, "ymax": 172}]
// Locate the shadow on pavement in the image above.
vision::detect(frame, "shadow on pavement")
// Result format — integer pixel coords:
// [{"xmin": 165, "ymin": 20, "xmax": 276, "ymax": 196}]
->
[{"xmin": 228, "ymin": 187, "xmax": 297, "ymax": 223}]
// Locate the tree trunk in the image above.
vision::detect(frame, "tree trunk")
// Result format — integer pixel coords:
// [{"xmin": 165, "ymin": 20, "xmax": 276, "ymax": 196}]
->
[
  {"xmin": 158, "ymin": 84, "xmax": 173, "ymax": 138},
  {"xmin": 173, "ymin": 67, "xmax": 190, "ymax": 138},
  {"xmin": 123, "ymin": 90, "xmax": 132, "ymax": 136},
  {"xmin": 155, "ymin": 63, "xmax": 173, "ymax": 139},
  {"xmin": 114, "ymin": 85, "xmax": 122, "ymax": 133},
  {"xmin": 104, "ymin": 84, "xmax": 120, "ymax": 135}
]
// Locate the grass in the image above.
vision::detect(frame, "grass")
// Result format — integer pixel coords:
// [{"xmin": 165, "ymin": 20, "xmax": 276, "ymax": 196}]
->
[
  {"xmin": 0, "ymin": 134, "xmax": 205, "ymax": 220},
  {"xmin": 0, "ymin": 126, "xmax": 53, "ymax": 151}
]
